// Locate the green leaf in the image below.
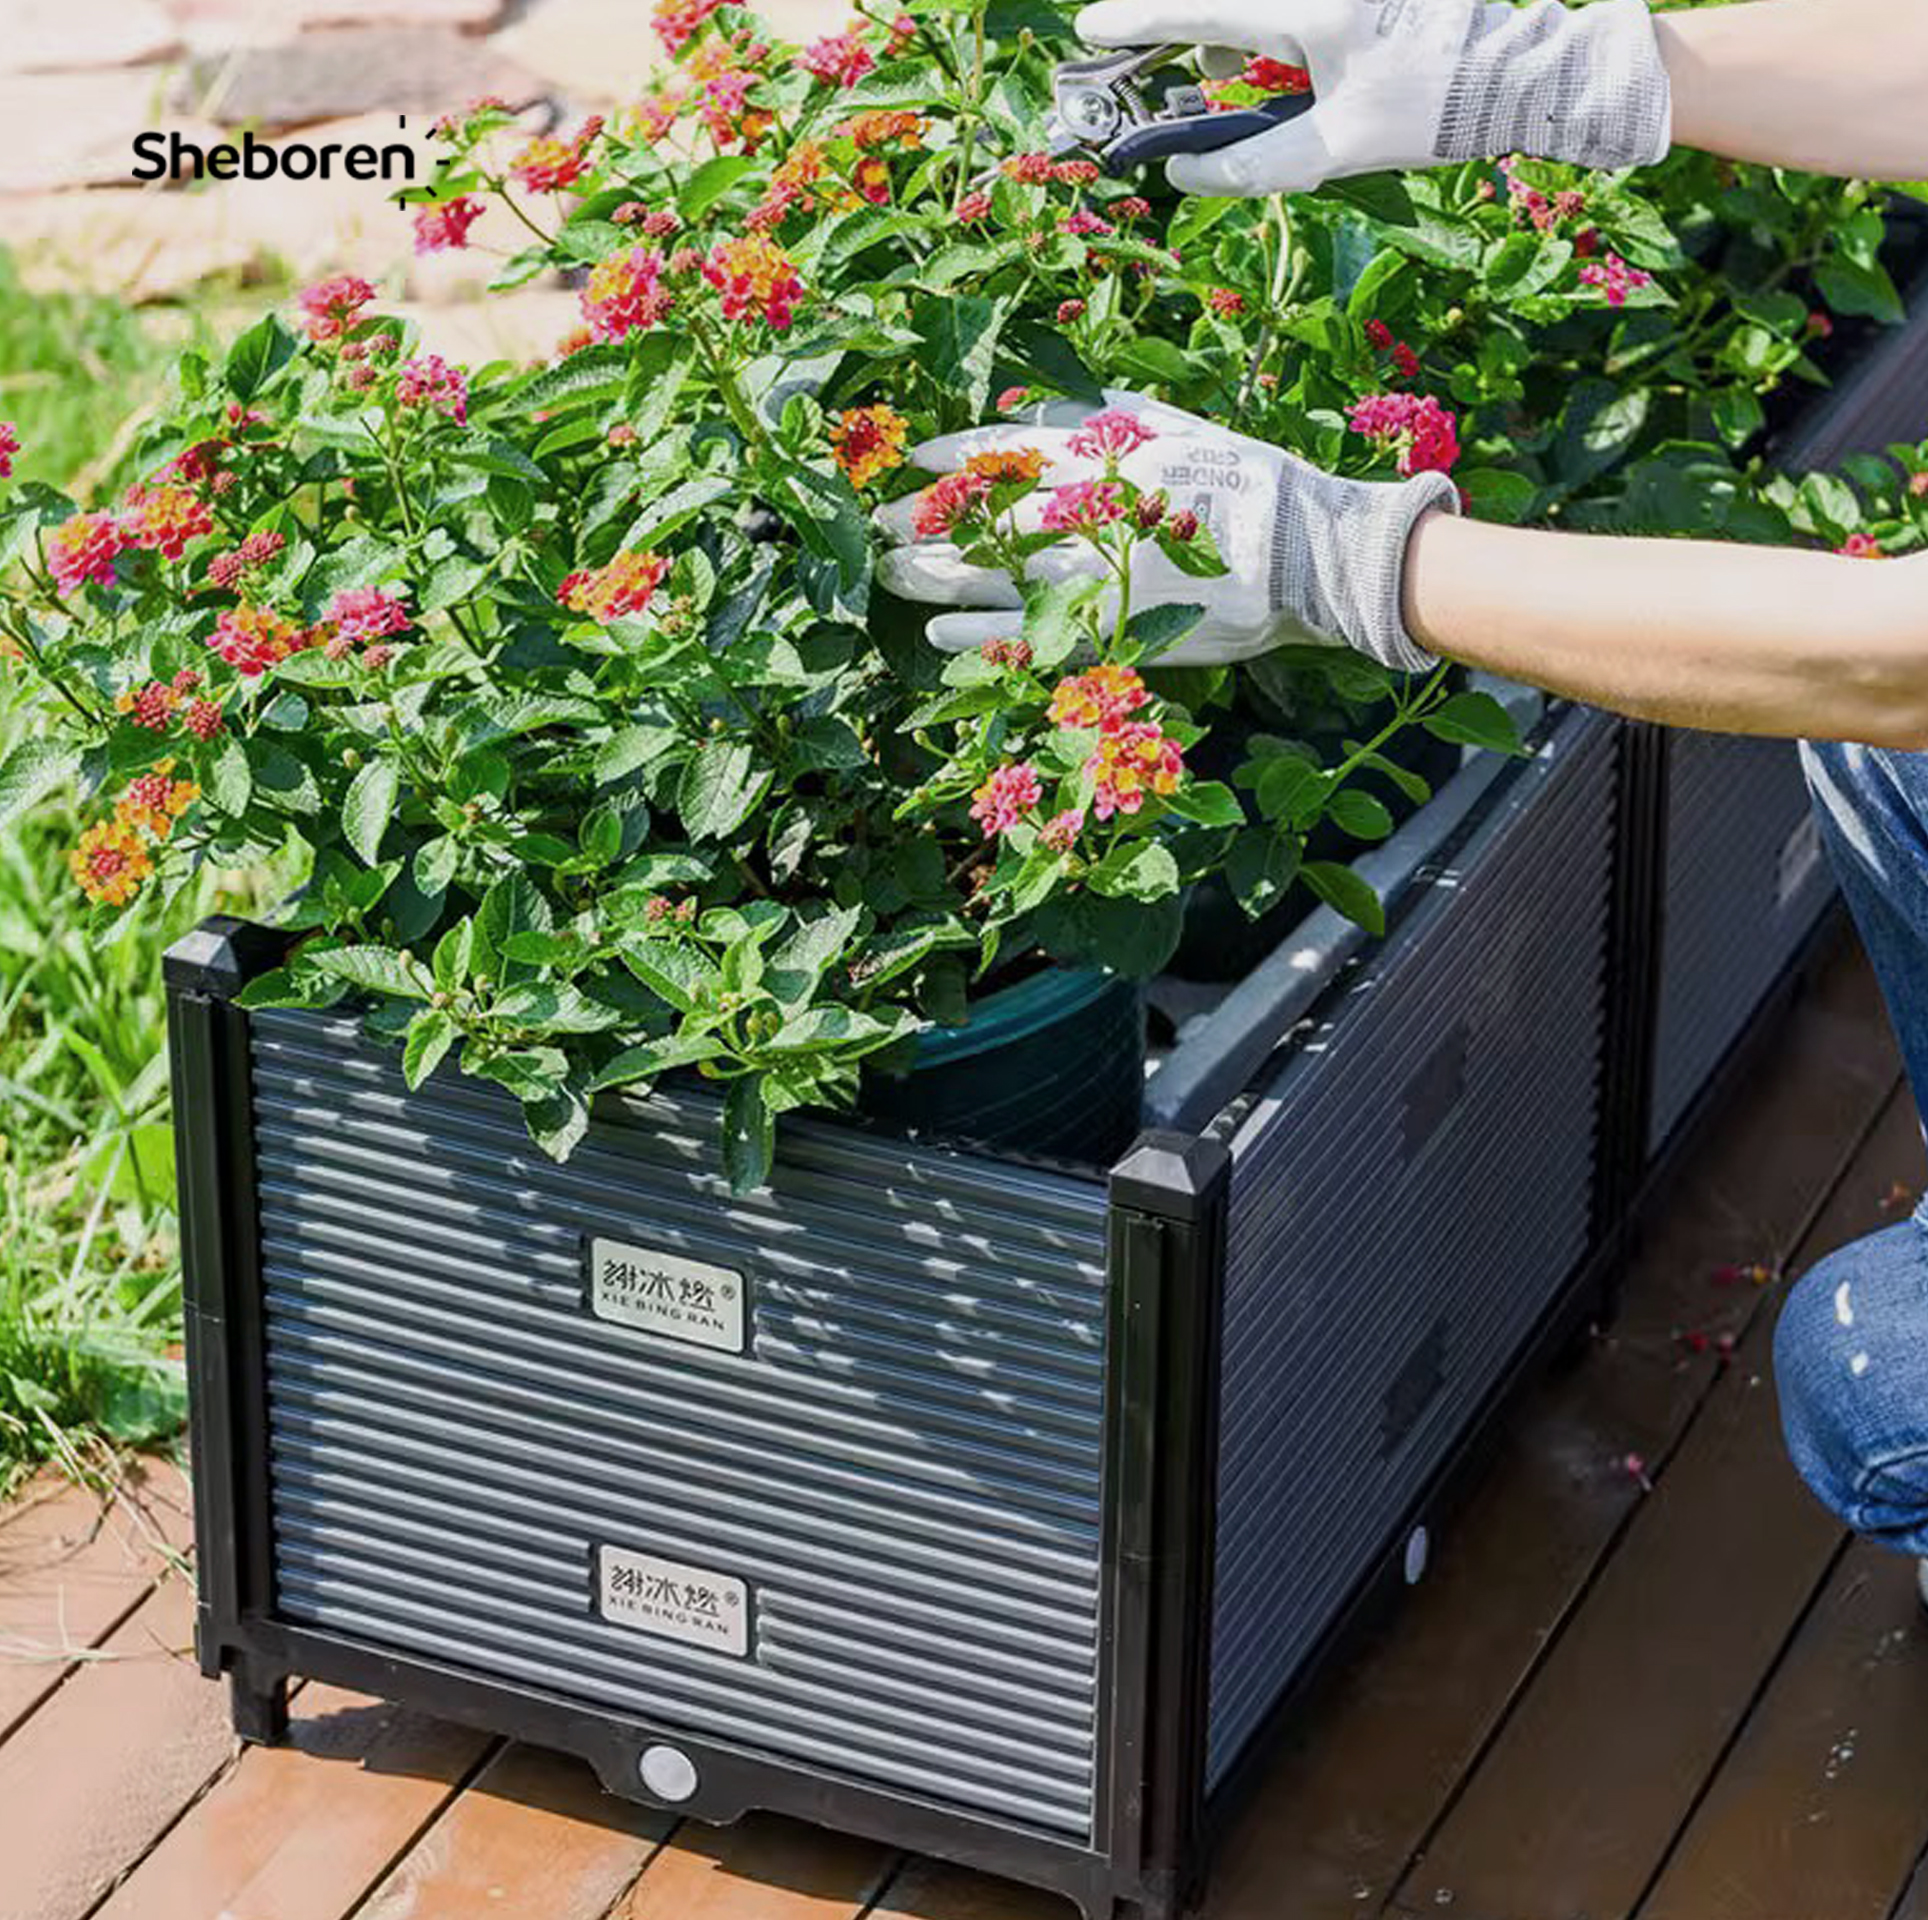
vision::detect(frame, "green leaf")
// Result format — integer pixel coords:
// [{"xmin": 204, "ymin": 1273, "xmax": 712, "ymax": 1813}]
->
[
  {"xmin": 225, "ymin": 313, "xmax": 296, "ymax": 402},
  {"xmin": 413, "ymin": 835, "xmax": 459, "ymax": 897},
  {"xmin": 681, "ymin": 154, "xmax": 757, "ymax": 222},
  {"xmin": 1815, "ymin": 255, "xmax": 1904, "ymax": 325},
  {"xmin": 526, "ymin": 1082, "xmax": 591, "ymax": 1161},
  {"xmin": 678, "ymin": 739, "xmax": 770, "ymax": 841},
  {"xmin": 1711, "ymin": 387, "xmax": 1766, "ymax": 451},
  {"xmin": 403, "ymin": 1009, "xmax": 458, "ymax": 1089},
  {"xmin": 916, "ymin": 293, "xmax": 1011, "ymax": 418},
  {"xmin": 1422, "ymin": 690, "xmax": 1523, "ymax": 754},
  {"xmin": 1458, "ymin": 468, "xmax": 1538, "ymax": 525},
  {"xmin": 1556, "ymin": 379, "xmax": 1653, "ymax": 490},
  {"xmin": 1087, "ymin": 840, "xmax": 1181, "ymax": 902},
  {"xmin": 1302, "ymin": 860, "xmax": 1385, "ymax": 936},
  {"xmin": 1227, "ymin": 827, "xmax": 1302, "ymax": 916},
  {"xmin": 1022, "ymin": 575, "xmax": 1102, "ymax": 670},
  {"xmin": 1326, "ymin": 787, "xmax": 1395, "ymax": 841},
  {"xmin": 433, "ymin": 919, "xmax": 474, "ymax": 992},
  {"xmin": 721, "ymin": 1076, "xmax": 776, "ymax": 1193},
  {"xmin": 0, "ymin": 739, "xmax": 79, "ymax": 834},
  {"xmin": 470, "ymin": 1047, "xmax": 568, "ymax": 1102},
  {"xmin": 586, "ymin": 1032, "xmax": 728, "ymax": 1092},
  {"xmin": 1162, "ymin": 779, "xmax": 1245, "ymax": 829},
  {"xmin": 310, "ymin": 944, "xmax": 430, "ymax": 1000},
  {"xmin": 596, "ymin": 720, "xmax": 680, "ymax": 783},
  {"xmin": 617, "ymin": 937, "xmax": 716, "ymax": 1013},
  {"xmin": 1125, "ymin": 602, "xmax": 1205, "ymax": 664},
  {"xmin": 208, "ymin": 734, "xmax": 252, "ymax": 816},
  {"xmin": 997, "ymin": 314, "xmax": 1107, "ymax": 406},
  {"xmin": 342, "ymin": 757, "xmax": 399, "ymax": 865}
]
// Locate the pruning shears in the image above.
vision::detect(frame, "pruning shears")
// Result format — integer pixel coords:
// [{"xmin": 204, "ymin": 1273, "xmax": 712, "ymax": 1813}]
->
[{"xmin": 1042, "ymin": 44, "xmax": 1316, "ymax": 175}]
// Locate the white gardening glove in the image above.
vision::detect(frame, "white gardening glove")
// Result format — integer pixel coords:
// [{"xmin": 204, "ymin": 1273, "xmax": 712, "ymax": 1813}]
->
[
  {"xmin": 1075, "ymin": 0, "xmax": 1672, "ymax": 197},
  {"xmin": 876, "ymin": 390, "xmax": 1456, "ymax": 672}
]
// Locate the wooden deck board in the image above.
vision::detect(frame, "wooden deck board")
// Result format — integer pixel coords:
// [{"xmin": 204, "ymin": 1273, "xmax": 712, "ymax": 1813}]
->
[
  {"xmin": 350, "ymin": 1740, "xmax": 671, "ymax": 1920},
  {"xmin": 0, "ymin": 1568, "xmax": 234, "ymax": 1920},
  {"xmin": 0, "ymin": 1458, "xmax": 192, "ymax": 1743},
  {"xmin": 88, "ymin": 1682, "xmax": 491, "ymax": 1920},
  {"xmin": 606, "ymin": 1812, "xmax": 896, "ymax": 1919},
  {"xmin": 1634, "ymin": 1540, "xmax": 1928, "ymax": 1920},
  {"xmin": 1390, "ymin": 1083, "xmax": 1926, "ymax": 1920}
]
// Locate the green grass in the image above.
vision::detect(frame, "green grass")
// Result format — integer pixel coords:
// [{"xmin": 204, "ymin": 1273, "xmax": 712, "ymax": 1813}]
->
[{"xmin": 0, "ymin": 247, "xmax": 262, "ymax": 1495}]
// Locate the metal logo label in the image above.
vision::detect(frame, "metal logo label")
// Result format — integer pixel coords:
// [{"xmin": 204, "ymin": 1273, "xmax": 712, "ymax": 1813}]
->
[
  {"xmin": 595, "ymin": 1544, "xmax": 751, "ymax": 1658},
  {"xmin": 587, "ymin": 1237, "xmax": 746, "ymax": 1352}
]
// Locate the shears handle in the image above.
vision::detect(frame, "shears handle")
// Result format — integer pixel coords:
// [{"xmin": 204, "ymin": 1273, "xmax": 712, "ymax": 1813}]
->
[{"xmin": 1104, "ymin": 92, "xmax": 1316, "ymax": 173}]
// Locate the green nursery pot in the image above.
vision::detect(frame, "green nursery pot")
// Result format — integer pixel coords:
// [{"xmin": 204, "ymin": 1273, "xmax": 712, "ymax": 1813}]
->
[{"xmin": 859, "ymin": 967, "xmax": 1146, "ymax": 1166}]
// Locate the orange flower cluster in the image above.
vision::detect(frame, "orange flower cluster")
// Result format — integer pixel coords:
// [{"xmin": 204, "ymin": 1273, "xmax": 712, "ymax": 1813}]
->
[
  {"xmin": 210, "ymin": 604, "xmax": 310, "ymax": 677},
  {"xmin": 1087, "ymin": 722, "xmax": 1184, "ymax": 820},
  {"xmin": 830, "ymin": 405, "xmax": 910, "ymax": 487},
  {"xmin": 68, "ymin": 754, "xmax": 205, "ymax": 905},
  {"xmin": 1048, "ymin": 663, "xmax": 1149, "ymax": 731},
  {"xmin": 558, "ymin": 549, "xmax": 671, "ymax": 622},
  {"xmin": 963, "ymin": 448, "xmax": 1051, "ymax": 485},
  {"xmin": 842, "ymin": 110, "xmax": 925, "ymax": 151},
  {"xmin": 121, "ymin": 485, "xmax": 215, "ymax": 562},
  {"xmin": 68, "ymin": 821, "xmax": 152, "ymax": 908},
  {"xmin": 702, "ymin": 235, "xmax": 806, "ymax": 330},
  {"xmin": 115, "ymin": 762, "xmax": 200, "ymax": 839}
]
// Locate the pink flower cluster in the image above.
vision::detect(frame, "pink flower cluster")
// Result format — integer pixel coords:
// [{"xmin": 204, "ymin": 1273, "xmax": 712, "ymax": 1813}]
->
[
  {"xmin": 298, "ymin": 273, "xmax": 376, "ymax": 343},
  {"xmin": 581, "ymin": 246, "xmax": 676, "ymax": 342},
  {"xmin": 912, "ymin": 471, "xmax": 992, "ymax": 539},
  {"xmin": 121, "ymin": 485, "xmax": 214, "ymax": 561},
  {"xmin": 652, "ymin": 0, "xmax": 726, "ymax": 53},
  {"xmin": 413, "ymin": 194, "xmax": 486, "ymax": 254},
  {"xmin": 1068, "ymin": 409, "xmax": 1155, "ymax": 463},
  {"xmin": 394, "ymin": 354, "xmax": 468, "ymax": 423},
  {"xmin": 0, "ymin": 420, "xmax": 16, "ymax": 479},
  {"xmin": 969, "ymin": 761, "xmax": 1042, "ymax": 837},
  {"xmin": 1040, "ymin": 480, "xmax": 1126, "ymax": 533},
  {"xmin": 205, "ymin": 529, "xmax": 286, "ymax": 591},
  {"xmin": 46, "ymin": 512, "xmax": 129, "ymax": 593},
  {"xmin": 798, "ymin": 25, "xmax": 874, "ymax": 88},
  {"xmin": 326, "ymin": 586, "xmax": 411, "ymax": 650},
  {"xmin": 1347, "ymin": 392, "xmax": 1461, "ymax": 477},
  {"xmin": 1578, "ymin": 252, "xmax": 1653, "ymax": 308}
]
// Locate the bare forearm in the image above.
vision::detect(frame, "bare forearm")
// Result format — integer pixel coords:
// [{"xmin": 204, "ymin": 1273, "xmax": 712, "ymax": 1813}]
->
[
  {"xmin": 1657, "ymin": 0, "xmax": 1928, "ymax": 178},
  {"xmin": 1404, "ymin": 514, "xmax": 1928, "ymax": 747}
]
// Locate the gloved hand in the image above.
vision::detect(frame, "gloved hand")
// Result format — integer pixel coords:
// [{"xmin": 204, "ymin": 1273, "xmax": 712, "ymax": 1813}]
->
[
  {"xmin": 1073, "ymin": 0, "xmax": 1673, "ymax": 196},
  {"xmin": 877, "ymin": 390, "xmax": 1456, "ymax": 673}
]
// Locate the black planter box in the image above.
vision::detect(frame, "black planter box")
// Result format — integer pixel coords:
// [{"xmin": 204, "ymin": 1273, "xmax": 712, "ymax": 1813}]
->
[
  {"xmin": 170, "ymin": 699, "xmax": 1625, "ymax": 1919},
  {"xmin": 1639, "ymin": 287, "xmax": 1928, "ymax": 1169}
]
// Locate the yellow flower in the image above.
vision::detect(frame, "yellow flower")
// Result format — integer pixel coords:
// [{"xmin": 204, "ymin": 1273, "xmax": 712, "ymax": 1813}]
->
[
  {"xmin": 830, "ymin": 405, "xmax": 910, "ymax": 488},
  {"xmin": 69, "ymin": 820, "xmax": 152, "ymax": 907}
]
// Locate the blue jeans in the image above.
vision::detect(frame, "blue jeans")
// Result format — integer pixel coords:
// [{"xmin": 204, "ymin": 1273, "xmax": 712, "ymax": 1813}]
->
[{"xmin": 1774, "ymin": 742, "xmax": 1928, "ymax": 1553}]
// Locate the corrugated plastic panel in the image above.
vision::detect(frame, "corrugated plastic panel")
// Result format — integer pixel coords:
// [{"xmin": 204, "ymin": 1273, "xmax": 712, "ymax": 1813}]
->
[
  {"xmin": 249, "ymin": 1009, "xmax": 1111, "ymax": 1838},
  {"xmin": 1206, "ymin": 710, "xmax": 1618, "ymax": 1785},
  {"xmin": 1648, "ymin": 732, "xmax": 1835, "ymax": 1151}
]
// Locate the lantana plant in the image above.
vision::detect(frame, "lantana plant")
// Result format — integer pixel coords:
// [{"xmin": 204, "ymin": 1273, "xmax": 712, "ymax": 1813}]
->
[{"xmin": 0, "ymin": 0, "xmax": 1920, "ymax": 1187}]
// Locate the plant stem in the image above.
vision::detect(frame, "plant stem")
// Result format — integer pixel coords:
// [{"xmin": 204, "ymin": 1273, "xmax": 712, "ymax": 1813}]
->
[{"xmin": 950, "ymin": 0, "xmax": 989, "ymax": 212}]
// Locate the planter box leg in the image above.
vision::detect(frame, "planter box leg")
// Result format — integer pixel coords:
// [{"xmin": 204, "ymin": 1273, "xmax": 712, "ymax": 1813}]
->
[{"xmin": 229, "ymin": 1659, "xmax": 289, "ymax": 1745}]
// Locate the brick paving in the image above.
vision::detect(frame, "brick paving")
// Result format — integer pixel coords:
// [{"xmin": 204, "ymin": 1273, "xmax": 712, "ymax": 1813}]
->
[{"xmin": 0, "ymin": 0, "xmax": 841, "ymax": 360}]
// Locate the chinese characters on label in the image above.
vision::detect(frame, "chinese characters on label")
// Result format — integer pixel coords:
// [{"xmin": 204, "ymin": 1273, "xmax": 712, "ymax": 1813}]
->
[
  {"xmin": 588, "ymin": 1237, "xmax": 746, "ymax": 1352},
  {"xmin": 596, "ymin": 1544, "xmax": 751, "ymax": 1657}
]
